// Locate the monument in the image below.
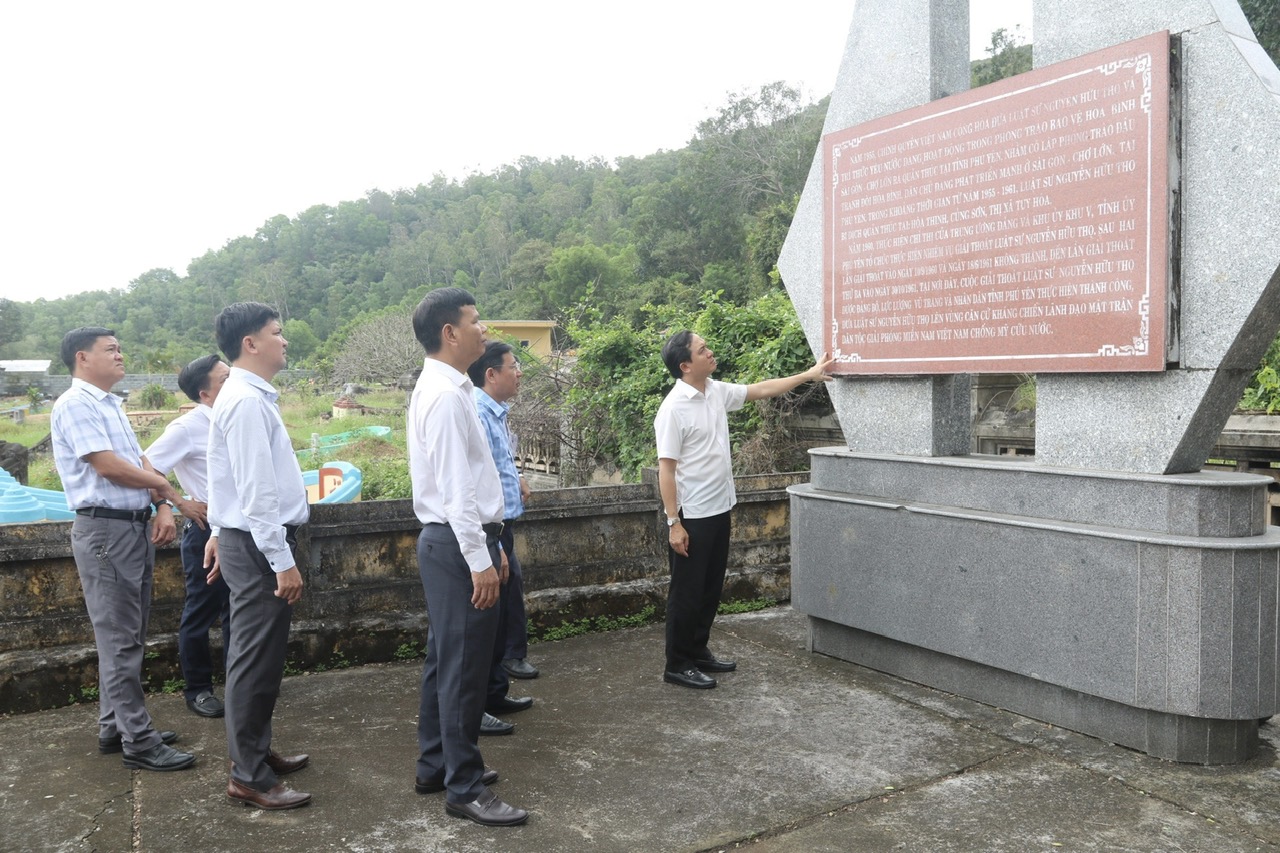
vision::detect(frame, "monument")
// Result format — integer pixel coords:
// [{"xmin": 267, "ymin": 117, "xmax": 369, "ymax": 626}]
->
[{"xmin": 779, "ymin": 0, "xmax": 1280, "ymax": 763}]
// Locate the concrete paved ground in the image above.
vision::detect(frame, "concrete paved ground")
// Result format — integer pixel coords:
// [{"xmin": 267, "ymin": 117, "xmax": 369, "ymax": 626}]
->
[{"xmin": 2, "ymin": 607, "xmax": 1277, "ymax": 852}]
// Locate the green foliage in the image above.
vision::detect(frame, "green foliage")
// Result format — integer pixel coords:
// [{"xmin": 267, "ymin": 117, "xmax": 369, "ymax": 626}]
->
[
  {"xmin": 716, "ymin": 597, "xmax": 778, "ymax": 616},
  {"xmin": 283, "ymin": 318, "xmax": 321, "ymax": 363},
  {"xmin": 2, "ymin": 83, "xmax": 827, "ymax": 368},
  {"xmin": 358, "ymin": 455, "xmax": 413, "ymax": 500},
  {"xmin": 1240, "ymin": 0, "xmax": 1280, "ymax": 65},
  {"xmin": 79, "ymin": 684, "xmax": 99, "ymax": 703},
  {"xmin": 162, "ymin": 677, "xmax": 186, "ymax": 694},
  {"xmin": 394, "ymin": 642, "xmax": 425, "ymax": 660},
  {"xmin": 24, "ymin": 387, "xmax": 42, "ymax": 413},
  {"xmin": 134, "ymin": 384, "xmax": 173, "ymax": 410},
  {"xmin": 1241, "ymin": 336, "xmax": 1280, "ymax": 414},
  {"xmin": 532, "ymin": 605, "xmax": 659, "ymax": 643},
  {"xmin": 971, "ymin": 27, "xmax": 1033, "ymax": 87},
  {"xmin": 1010, "ymin": 374, "xmax": 1037, "ymax": 413},
  {"xmin": 563, "ymin": 290, "xmax": 825, "ymax": 482}
]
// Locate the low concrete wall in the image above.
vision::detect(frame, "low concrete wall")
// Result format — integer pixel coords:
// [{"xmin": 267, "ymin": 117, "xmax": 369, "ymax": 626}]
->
[{"xmin": 0, "ymin": 473, "xmax": 804, "ymax": 714}]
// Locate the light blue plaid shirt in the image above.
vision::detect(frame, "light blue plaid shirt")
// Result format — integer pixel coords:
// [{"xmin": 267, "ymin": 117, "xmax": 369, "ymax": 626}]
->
[
  {"xmin": 472, "ymin": 387, "xmax": 523, "ymax": 521},
  {"xmin": 50, "ymin": 378, "xmax": 151, "ymax": 510}
]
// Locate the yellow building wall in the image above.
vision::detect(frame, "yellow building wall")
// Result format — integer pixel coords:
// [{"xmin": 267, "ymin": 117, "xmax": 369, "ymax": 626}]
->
[{"xmin": 487, "ymin": 321, "xmax": 558, "ymax": 359}]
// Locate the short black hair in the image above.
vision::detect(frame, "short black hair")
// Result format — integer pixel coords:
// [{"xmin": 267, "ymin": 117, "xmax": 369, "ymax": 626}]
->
[
  {"xmin": 215, "ymin": 302, "xmax": 280, "ymax": 361},
  {"xmin": 60, "ymin": 326, "xmax": 115, "ymax": 373},
  {"xmin": 468, "ymin": 341, "xmax": 514, "ymax": 387},
  {"xmin": 661, "ymin": 330, "xmax": 695, "ymax": 380},
  {"xmin": 177, "ymin": 354, "xmax": 224, "ymax": 402},
  {"xmin": 412, "ymin": 287, "xmax": 476, "ymax": 354}
]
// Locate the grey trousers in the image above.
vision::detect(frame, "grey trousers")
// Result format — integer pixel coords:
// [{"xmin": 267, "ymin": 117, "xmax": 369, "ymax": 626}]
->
[
  {"xmin": 219, "ymin": 527, "xmax": 295, "ymax": 791},
  {"xmin": 70, "ymin": 514, "xmax": 161, "ymax": 753},
  {"xmin": 415, "ymin": 524, "xmax": 501, "ymax": 804}
]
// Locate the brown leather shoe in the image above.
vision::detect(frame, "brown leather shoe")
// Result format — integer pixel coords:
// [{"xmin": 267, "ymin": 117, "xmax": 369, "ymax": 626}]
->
[
  {"xmin": 227, "ymin": 777, "xmax": 311, "ymax": 810},
  {"xmin": 266, "ymin": 748, "xmax": 310, "ymax": 775}
]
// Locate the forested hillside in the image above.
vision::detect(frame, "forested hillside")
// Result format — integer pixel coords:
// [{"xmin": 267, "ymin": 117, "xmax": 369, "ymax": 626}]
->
[{"xmin": 0, "ymin": 82, "xmax": 824, "ymax": 375}]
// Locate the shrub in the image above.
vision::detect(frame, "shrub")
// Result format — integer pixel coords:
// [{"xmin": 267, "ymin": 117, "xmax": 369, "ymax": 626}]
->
[{"xmin": 135, "ymin": 384, "xmax": 173, "ymax": 409}]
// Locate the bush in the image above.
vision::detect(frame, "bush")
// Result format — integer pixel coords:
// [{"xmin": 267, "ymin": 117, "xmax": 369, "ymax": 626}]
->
[
  {"xmin": 1241, "ymin": 335, "xmax": 1280, "ymax": 414},
  {"xmin": 561, "ymin": 290, "xmax": 827, "ymax": 482},
  {"xmin": 134, "ymin": 384, "xmax": 173, "ymax": 409}
]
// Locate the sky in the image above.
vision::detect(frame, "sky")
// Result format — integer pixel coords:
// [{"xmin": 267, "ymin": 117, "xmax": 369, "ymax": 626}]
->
[{"xmin": 0, "ymin": 1, "xmax": 1031, "ymax": 304}]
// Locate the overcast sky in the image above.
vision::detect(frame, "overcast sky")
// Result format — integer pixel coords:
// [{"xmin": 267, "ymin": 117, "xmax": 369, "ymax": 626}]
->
[{"xmin": 0, "ymin": 1, "xmax": 1030, "ymax": 304}]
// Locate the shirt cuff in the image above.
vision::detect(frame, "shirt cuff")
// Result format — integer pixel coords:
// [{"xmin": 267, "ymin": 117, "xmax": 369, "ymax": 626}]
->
[
  {"xmin": 463, "ymin": 545, "xmax": 493, "ymax": 574},
  {"xmin": 264, "ymin": 545, "xmax": 296, "ymax": 573}
]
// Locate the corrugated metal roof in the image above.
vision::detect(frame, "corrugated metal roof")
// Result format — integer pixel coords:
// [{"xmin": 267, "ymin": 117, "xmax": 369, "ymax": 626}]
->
[{"xmin": 0, "ymin": 360, "xmax": 51, "ymax": 372}]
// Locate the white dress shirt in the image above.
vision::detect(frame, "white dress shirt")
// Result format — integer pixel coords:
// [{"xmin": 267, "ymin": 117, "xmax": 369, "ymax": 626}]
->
[
  {"xmin": 207, "ymin": 367, "xmax": 309, "ymax": 572},
  {"xmin": 50, "ymin": 378, "xmax": 151, "ymax": 510},
  {"xmin": 408, "ymin": 357, "xmax": 504, "ymax": 573},
  {"xmin": 143, "ymin": 404, "xmax": 212, "ymax": 502},
  {"xmin": 654, "ymin": 377, "xmax": 748, "ymax": 520}
]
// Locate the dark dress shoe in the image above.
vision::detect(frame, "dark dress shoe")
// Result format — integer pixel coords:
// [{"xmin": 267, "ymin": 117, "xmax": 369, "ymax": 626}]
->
[
  {"xmin": 186, "ymin": 690, "xmax": 225, "ymax": 718},
  {"xmin": 416, "ymin": 767, "xmax": 498, "ymax": 794},
  {"xmin": 486, "ymin": 695, "xmax": 534, "ymax": 714},
  {"xmin": 266, "ymin": 748, "xmax": 309, "ymax": 775},
  {"xmin": 664, "ymin": 668, "xmax": 716, "ymax": 689},
  {"xmin": 100, "ymin": 730, "xmax": 178, "ymax": 755},
  {"xmin": 122, "ymin": 743, "xmax": 197, "ymax": 771},
  {"xmin": 480, "ymin": 712, "xmax": 514, "ymax": 736},
  {"xmin": 445, "ymin": 787, "xmax": 528, "ymax": 826},
  {"xmin": 694, "ymin": 656, "xmax": 737, "ymax": 673},
  {"xmin": 227, "ymin": 778, "xmax": 311, "ymax": 810},
  {"xmin": 502, "ymin": 657, "xmax": 539, "ymax": 679}
]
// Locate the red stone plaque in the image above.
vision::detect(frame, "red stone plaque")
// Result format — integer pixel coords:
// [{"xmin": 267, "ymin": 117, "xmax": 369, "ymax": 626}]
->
[{"xmin": 823, "ymin": 31, "xmax": 1172, "ymax": 374}]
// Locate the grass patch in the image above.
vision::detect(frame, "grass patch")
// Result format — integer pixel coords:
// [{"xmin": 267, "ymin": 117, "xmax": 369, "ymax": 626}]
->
[
  {"xmin": 532, "ymin": 604, "xmax": 659, "ymax": 643},
  {"xmin": 717, "ymin": 597, "xmax": 777, "ymax": 616},
  {"xmin": 0, "ymin": 411, "xmax": 52, "ymax": 447}
]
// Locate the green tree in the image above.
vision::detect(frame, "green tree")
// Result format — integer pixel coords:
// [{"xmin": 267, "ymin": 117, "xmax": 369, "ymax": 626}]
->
[
  {"xmin": 971, "ymin": 27, "xmax": 1033, "ymax": 87},
  {"xmin": 283, "ymin": 318, "xmax": 320, "ymax": 363},
  {"xmin": 560, "ymin": 291, "xmax": 824, "ymax": 483},
  {"xmin": 1240, "ymin": 0, "xmax": 1280, "ymax": 64},
  {"xmin": 0, "ymin": 298, "xmax": 29, "ymax": 354}
]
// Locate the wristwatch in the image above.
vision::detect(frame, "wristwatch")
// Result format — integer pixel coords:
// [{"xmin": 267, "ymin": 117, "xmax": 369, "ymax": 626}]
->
[{"xmin": 666, "ymin": 515, "xmax": 679, "ymax": 527}]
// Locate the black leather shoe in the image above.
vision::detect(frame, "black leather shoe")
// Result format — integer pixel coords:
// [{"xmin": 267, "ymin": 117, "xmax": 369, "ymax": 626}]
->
[
  {"xmin": 502, "ymin": 658, "xmax": 539, "ymax": 679},
  {"xmin": 416, "ymin": 767, "xmax": 498, "ymax": 794},
  {"xmin": 186, "ymin": 690, "xmax": 225, "ymax": 718},
  {"xmin": 480, "ymin": 712, "xmax": 514, "ymax": 736},
  {"xmin": 664, "ymin": 668, "xmax": 716, "ymax": 689},
  {"xmin": 445, "ymin": 787, "xmax": 528, "ymax": 826},
  {"xmin": 694, "ymin": 656, "xmax": 737, "ymax": 673},
  {"xmin": 122, "ymin": 742, "xmax": 197, "ymax": 771},
  {"xmin": 99, "ymin": 730, "xmax": 178, "ymax": 754},
  {"xmin": 486, "ymin": 695, "xmax": 533, "ymax": 715}
]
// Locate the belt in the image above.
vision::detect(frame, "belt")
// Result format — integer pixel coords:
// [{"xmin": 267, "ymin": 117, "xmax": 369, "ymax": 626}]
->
[
  {"xmin": 429, "ymin": 521, "xmax": 504, "ymax": 539},
  {"xmin": 76, "ymin": 506, "xmax": 152, "ymax": 522}
]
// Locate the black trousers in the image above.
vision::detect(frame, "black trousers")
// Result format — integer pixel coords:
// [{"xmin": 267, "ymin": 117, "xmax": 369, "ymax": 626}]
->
[
  {"xmin": 177, "ymin": 520, "xmax": 230, "ymax": 699},
  {"xmin": 665, "ymin": 511, "xmax": 731, "ymax": 673}
]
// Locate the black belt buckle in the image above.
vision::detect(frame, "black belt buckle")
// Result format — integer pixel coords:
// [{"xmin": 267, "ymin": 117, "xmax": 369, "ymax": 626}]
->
[{"xmin": 482, "ymin": 522, "xmax": 504, "ymax": 538}]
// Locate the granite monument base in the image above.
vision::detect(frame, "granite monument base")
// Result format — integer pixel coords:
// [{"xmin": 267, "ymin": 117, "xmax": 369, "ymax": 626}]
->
[{"xmin": 789, "ymin": 448, "xmax": 1280, "ymax": 764}]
